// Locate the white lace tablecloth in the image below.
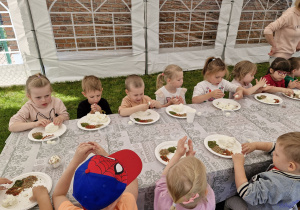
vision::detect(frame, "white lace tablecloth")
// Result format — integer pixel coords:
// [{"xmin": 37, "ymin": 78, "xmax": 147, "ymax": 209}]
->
[{"xmin": 1, "ymin": 94, "xmax": 300, "ymax": 209}]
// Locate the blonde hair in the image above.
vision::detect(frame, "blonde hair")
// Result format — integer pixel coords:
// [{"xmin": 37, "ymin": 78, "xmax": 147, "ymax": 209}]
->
[
  {"xmin": 231, "ymin": 60, "xmax": 257, "ymax": 81},
  {"xmin": 125, "ymin": 75, "xmax": 144, "ymax": 91},
  {"xmin": 277, "ymin": 132, "xmax": 300, "ymax": 164},
  {"xmin": 167, "ymin": 156, "xmax": 207, "ymax": 210},
  {"xmin": 82, "ymin": 75, "xmax": 102, "ymax": 93},
  {"xmin": 26, "ymin": 73, "xmax": 51, "ymax": 95},
  {"xmin": 288, "ymin": 57, "xmax": 300, "ymax": 71},
  {"xmin": 203, "ymin": 57, "xmax": 228, "ymax": 79},
  {"xmin": 156, "ymin": 65, "xmax": 183, "ymax": 90},
  {"xmin": 295, "ymin": 0, "xmax": 300, "ymax": 9}
]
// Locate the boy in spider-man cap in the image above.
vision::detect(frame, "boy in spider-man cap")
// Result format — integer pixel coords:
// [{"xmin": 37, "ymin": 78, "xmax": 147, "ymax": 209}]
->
[{"xmin": 53, "ymin": 142, "xmax": 142, "ymax": 210}]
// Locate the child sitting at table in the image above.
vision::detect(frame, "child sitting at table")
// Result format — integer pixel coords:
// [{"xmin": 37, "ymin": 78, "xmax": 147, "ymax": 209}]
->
[
  {"xmin": 154, "ymin": 136, "xmax": 215, "ymax": 210},
  {"xmin": 225, "ymin": 132, "xmax": 300, "ymax": 210},
  {"xmin": 285, "ymin": 57, "xmax": 300, "ymax": 89},
  {"xmin": 155, "ymin": 64, "xmax": 187, "ymax": 106},
  {"xmin": 229, "ymin": 60, "xmax": 271, "ymax": 98},
  {"xmin": 262, "ymin": 57, "xmax": 294, "ymax": 95},
  {"xmin": 9, "ymin": 73, "xmax": 69, "ymax": 132},
  {"xmin": 119, "ymin": 74, "xmax": 162, "ymax": 116},
  {"xmin": 52, "ymin": 142, "xmax": 142, "ymax": 210},
  {"xmin": 192, "ymin": 57, "xmax": 245, "ymax": 104},
  {"xmin": 77, "ymin": 75, "xmax": 112, "ymax": 118}
]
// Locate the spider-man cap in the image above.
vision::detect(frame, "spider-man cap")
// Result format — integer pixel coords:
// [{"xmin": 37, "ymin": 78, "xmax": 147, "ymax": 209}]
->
[{"xmin": 73, "ymin": 149, "xmax": 142, "ymax": 210}]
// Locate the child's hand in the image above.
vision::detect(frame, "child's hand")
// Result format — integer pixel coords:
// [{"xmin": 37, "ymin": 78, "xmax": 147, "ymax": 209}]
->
[
  {"xmin": 150, "ymin": 100, "xmax": 162, "ymax": 108},
  {"xmin": 296, "ymin": 81, "xmax": 300, "ymax": 89},
  {"xmin": 233, "ymin": 89, "xmax": 244, "ymax": 100},
  {"xmin": 35, "ymin": 119, "xmax": 51, "ymax": 127},
  {"xmin": 242, "ymin": 142, "xmax": 256, "ymax": 154},
  {"xmin": 170, "ymin": 97, "xmax": 180, "ymax": 105},
  {"xmin": 232, "ymin": 153, "xmax": 245, "ymax": 165},
  {"xmin": 210, "ymin": 89, "xmax": 224, "ymax": 99},
  {"xmin": 88, "ymin": 142, "xmax": 109, "ymax": 156},
  {"xmin": 255, "ymin": 78, "xmax": 267, "ymax": 88},
  {"xmin": 72, "ymin": 143, "xmax": 95, "ymax": 165},
  {"xmin": 175, "ymin": 136, "xmax": 189, "ymax": 157},
  {"xmin": 53, "ymin": 116, "xmax": 63, "ymax": 126},
  {"xmin": 186, "ymin": 138, "xmax": 196, "ymax": 157},
  {"xmin": 0, "ymin": 178, "xmax": 12, "ymax": 190},
  {"xmin": 283, "ymin": 88, "xmax": 294, "ymax": 95},
  {"xmin": 261, "ymin": 85, "xmax": 273, "ymax": 92},
  {"xmin": 91, "ymin": 103, "xmax": 102, "ymax": 113},
  {"xmin": 177, "ymin": 96, "xmax": 184, "ymax": 104},
  {"xmin": 288, "ymin": 80, "xmax": 298, "ymax": 89},
  {"xmin": 29, "ymin": 186, "xmax": 48, "ymax": 202}
]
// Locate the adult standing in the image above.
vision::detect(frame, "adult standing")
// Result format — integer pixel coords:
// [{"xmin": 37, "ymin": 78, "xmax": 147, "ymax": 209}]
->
[{"xmin": 264, "ymin": 0, "xmax": 300, "ymax": 64}]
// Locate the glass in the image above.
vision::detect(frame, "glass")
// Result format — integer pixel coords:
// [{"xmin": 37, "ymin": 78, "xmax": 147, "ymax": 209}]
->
[{"xmin": 276, "ymin": 71, "xmax": 287, "ymax": 76}]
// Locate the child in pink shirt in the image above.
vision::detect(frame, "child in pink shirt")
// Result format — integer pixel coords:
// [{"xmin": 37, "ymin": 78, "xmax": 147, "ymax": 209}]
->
[
  {"xmin": 262, "ymin": 57, "xmax": 294, "ymax": 95},
  {"xmin": 154, "ymin": 137, "xmax": 215, "ymax": 210},
  {"xmin": 9, "ymin": 73, "xmax": 69, "ymax": 132}
]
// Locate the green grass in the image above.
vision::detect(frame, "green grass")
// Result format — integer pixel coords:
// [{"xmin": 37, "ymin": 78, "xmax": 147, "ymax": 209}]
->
[{"xmin": 0, "ymin": 63, "xmax": 270, "ymax": 152}]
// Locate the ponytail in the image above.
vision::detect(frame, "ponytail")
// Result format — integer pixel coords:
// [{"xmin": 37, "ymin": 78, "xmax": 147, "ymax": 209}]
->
[{"xmin": 156, "ymin": 73, "xmax": 165, "ymax": 90}]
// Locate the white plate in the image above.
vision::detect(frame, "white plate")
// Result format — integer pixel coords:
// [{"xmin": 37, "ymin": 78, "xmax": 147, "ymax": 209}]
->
[
  {"xmin": 204, "ymin": 134, "xmax": 241, "ymax": 159},
  {"xmin": 155, "ymin": 141, "xmax": 178, "ymax": 165},
  {"xmin": 166, "ymin": 105, "xmax": 189, "ymax": 118},
  {"xmin": 77, "ymin": 115, "xmax": 111, "ymax": 131},
  {"xmin": 130, "ymin": 109, "xmax": 160, "ymax": 125},
  {"xmin": 0, "ymin": 172, "xmax": 52, "ymax": 210},
  {"xmin": 212, "ymin": 98, "xmax": 241, "ymax": 111},
  {"xmin": 254, "ymin": 93, "xmax": 283, "ymax": 105},
  {"xmin": 282, "ymin": 90, "xmax": 300, "ymax": 101},
  {"xmin": 28, "ymin": 124, "xmax": 66, "ymax": 142}
]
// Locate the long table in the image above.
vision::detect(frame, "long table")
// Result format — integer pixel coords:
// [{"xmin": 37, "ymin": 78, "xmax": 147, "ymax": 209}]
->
[{"xmin": 1, "ymin": 94, "xmax": 300, "ymax": 209}]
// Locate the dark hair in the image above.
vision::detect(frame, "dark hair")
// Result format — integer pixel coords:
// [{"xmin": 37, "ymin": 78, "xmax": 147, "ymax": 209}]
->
[
  {"xmin": 202, "ymin": 57, "xmax": 228, "ymax": 79},
  {"xmin": 288, "ymin": 57, "xmax": 300, "ymax": 71},
  {"xmin": 266, "ymin": 57, "xmax": 291, "ymax": 75}
]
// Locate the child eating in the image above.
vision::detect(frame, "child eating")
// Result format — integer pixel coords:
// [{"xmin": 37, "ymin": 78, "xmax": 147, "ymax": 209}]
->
[
  {"xmin": 226, "ymin": 132, "xmax": 300, "ymax": 210},
  {"xmin": 77, "ymin": 75, "xmax": 112, "ymax": 118},
  {"xmin": 119, "ymin": 75, "xmax": 162, "ymax": 116}
]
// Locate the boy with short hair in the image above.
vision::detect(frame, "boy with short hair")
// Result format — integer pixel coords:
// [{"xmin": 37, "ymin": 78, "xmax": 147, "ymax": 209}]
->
[
  {"xmin": 77, "ymin": 75, "xmax": 112, "ymax": 119},
  {"xmin": 225, "ymin": 132, "xmax": 300, "ymax": 210},
  {"xmin": 119, "ymin": 75, "xmax": 162, "ymax": 116},
  {"xmin": 52, "ymin": 142, "xmax": 142, "ymax": 210}
]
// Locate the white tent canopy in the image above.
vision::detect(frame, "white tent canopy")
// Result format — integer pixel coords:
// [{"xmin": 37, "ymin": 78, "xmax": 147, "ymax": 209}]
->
[{"xmin": 2, "ymin": 0, "xmax": 299, "ymax": 85}]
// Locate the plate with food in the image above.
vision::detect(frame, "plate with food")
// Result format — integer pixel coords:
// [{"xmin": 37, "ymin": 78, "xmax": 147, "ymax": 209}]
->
[
  {"xmin": 28, "ymin": 123, "xmax": 67, "ymax": 142},
  {"xmin": 155, "ymin": 141, "xmax": 178, "ymax": 165},
  {"xmin": 282, "ymin": 89, "xmax": 300, "ymax": 101},
  {"xmin": 0, "ymin": 172, "xmax": 52, "ymax": 210},
  {"xmin": 204, "ymin": 134, "xmax": 242, "ymax": 158},
  {"xmin": 166, "ymin": 104, "xmax": 189, "ymax": 118},
  {"xmin": 77, "ymin": 111, "xmax": 111, "ymax": 131},
  {"xmin": 212, "ymin": 99, "xmax": 241, "ymax": 111},
  {"xmin": 254, "ymin": 93, "xmax": 282, "ymax": 104},
  {"xmin": 130, "ymin": 109, "xmax": 160, "ymax": 125}
]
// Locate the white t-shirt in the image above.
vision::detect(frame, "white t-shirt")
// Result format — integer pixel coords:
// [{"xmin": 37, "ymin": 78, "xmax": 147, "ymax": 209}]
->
[
  {"xmin": 229, "ymin": 79, "xmax": 253, "ymax": 98},
  {"xmin": 155, "ymin": 86, "xmax": 187, "ymax": 105},
  {"xmin": 192, "ymin": 79, "xmax": 238, "ymax": 101}
]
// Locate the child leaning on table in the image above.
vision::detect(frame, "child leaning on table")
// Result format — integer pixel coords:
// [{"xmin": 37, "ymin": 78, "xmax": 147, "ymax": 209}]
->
[
  {"xmin": 285, "ymin": 57, "xmax": 300, "ymax": 89},
  {"xmin": 262, "ymin": 57, "xmax": 294, "ymax": 95},
  {"xmin": 154, "ymin": 136, "xmax": 216, "ymax": 210},
  {"xmin": 52, "ymin": 142, "xmax": 142, "ymax": 210},
  {"xmin": 119, "ymin": 74, "xmax": 162, "ymax": 116},
  {"xmin": 9, "ymin": 73, "xmax": 69, "ymax": 132},
  {"xmin": 192, "ymin": 57, "xmax": 245, "ymax": 104},
  {"xmin": 225, "ymin": 132, "xmax": 300, "ymax": 210},
  {"xmin": 155, "ymin": 64, "xmax": 187, "ymax": 107},
  {"xmin": 77, "ymin": 75, "xmax": 112, "ymax": 119},
  {"xmin": 229, "ymin": 60, "xmax": 272, "ymax": 98}
]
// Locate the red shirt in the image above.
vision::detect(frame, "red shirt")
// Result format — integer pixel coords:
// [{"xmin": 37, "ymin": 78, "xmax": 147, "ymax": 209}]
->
[{"xmin": 263, "ymin": 74, "xmax": 285, "ymax": 87}]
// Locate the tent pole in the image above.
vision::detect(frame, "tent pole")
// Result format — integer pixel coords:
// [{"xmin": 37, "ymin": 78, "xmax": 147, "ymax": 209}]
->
[
  {"xmin": 144, "ymin": 0, "xmax": 148, "ymax": 75},
  {"xmin": 222, "ymin": 0, "xmax": 234, "ymax": 61},
  {"xmin": 25, "ymin": 0, "xmax": 46, "ymax": 75}
]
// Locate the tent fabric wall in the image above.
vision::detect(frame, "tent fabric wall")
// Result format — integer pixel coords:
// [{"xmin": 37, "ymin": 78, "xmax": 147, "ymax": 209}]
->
[{"xmin": 6, "ymin": 0, "xmax": 299, "ymax": 84}]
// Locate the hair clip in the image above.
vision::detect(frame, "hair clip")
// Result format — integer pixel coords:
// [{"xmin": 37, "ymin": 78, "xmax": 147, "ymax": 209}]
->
[
  {"xmin": 182, "ymin": 193, "xmax": 199, "ymax": 204},
  {"xmin": 37, "ymin": 74, "xmax": 41, "ymax": 78},
  {"xmin": 212, "ymin": 58, "xmax": 216, "ymax": 61},
  {"xmin": 162, "ymin": 73, "xmax": 165, "ymax": 76},
  {"xmin": 172, "ymin": 203, "xmax": 176, "ymax": 207}
]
